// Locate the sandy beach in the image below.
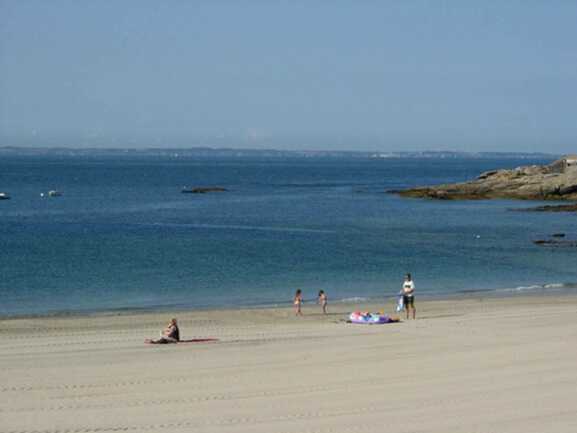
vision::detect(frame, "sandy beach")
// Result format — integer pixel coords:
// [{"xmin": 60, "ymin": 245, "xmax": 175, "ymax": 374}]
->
[{"xmin": 1, "ymin": 294, "xmax": 576, "ymax": 433}]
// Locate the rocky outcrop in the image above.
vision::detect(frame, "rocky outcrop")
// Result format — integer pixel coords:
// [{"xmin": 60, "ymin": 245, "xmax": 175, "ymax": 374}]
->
[
  {"xmin": 533, "ymin": 239, "xmax": 577, "ymax": 247},
  {"xmin": 517, "ymin": 203, "xmax": 577, "ymax": 212},
  {"xmin": 398, "ymin": 156, "xmax": 577, "ymax": 201}
]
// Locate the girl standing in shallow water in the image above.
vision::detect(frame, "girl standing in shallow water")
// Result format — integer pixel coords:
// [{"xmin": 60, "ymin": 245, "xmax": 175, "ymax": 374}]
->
[
  {"xmin": 294, "ymin": 289, "xmax": 303, "ymax": 316},
  {"xmin": 317, "ymin": 290, "xmax": 327, "ymax": 314}
]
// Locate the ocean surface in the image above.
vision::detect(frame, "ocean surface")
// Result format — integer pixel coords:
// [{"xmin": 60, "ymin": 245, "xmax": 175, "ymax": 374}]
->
[{"xmin": 1, "ymin": 155, "xmax": 576, "ymax": 317}]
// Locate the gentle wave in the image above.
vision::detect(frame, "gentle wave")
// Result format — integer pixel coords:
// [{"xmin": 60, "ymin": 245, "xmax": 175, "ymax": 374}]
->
[
  {"xmin": 499, "ymin": 282, "xmax": 577, "ymax": 293},
  {"xmin": 277, "ymin": 182, "xmax": 368, "ymax": 188},
  {"xmin": 145, "ymin": 222, "xmax": 335, "ymax": 234},
  {"xmin": 336, "ymin": 297, "xmax": 370, "ymax": 303},
  {"xmin": 454, "ymin": 282, "xmax": 577, "ymax": 296}
]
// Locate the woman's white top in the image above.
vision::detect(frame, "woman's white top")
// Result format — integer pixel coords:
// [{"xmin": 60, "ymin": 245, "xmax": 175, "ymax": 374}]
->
[{"xmin": 402, "ymin": 280, "xmax": 414, "ymax": 296}]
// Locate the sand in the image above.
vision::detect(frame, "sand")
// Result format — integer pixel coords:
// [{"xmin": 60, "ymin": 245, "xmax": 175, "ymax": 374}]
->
[{"xmin": 1, "ymin": 295, "xmax": 576, "ymax": 433}]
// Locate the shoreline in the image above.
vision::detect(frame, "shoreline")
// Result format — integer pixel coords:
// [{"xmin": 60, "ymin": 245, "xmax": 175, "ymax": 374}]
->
[
  {"xmin": 2, "ymin": 286, "xmax": 576, "ymax": 321},
  {"xmin": 2, "ymin": 289, "xmax": 577, "ymax": 326}
]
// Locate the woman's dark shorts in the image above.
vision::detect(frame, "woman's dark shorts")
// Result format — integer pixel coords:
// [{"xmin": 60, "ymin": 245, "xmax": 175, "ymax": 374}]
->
[{"xmin": 403, "ymin": 295, "xmax": 415, "ymax": 308}]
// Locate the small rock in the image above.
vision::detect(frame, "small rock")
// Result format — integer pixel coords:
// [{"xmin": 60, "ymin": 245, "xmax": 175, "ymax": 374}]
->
[{"xmin": 181, "ymin": 187, "xmax": 228, "ymax": 194}]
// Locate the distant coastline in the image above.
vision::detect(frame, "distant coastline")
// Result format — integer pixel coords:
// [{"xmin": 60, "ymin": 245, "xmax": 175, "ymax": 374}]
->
[{"xmin": 0, "ymin": 146, "xmax": 558, "ymax": 160}]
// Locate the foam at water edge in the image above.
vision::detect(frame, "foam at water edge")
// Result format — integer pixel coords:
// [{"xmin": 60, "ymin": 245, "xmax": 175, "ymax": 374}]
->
[
  {"xmin": 500, "ymin": 282, "xmax": 577, "ymax": 293},
  {"xmin": 337, "ymin": 297, "xmax": 370, "ymax": 303}
]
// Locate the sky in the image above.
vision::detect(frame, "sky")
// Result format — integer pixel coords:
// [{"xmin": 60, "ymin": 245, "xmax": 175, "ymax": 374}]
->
[{"xmin": 1, "ymin": 0, "xmax": 576, "ymax": 152}]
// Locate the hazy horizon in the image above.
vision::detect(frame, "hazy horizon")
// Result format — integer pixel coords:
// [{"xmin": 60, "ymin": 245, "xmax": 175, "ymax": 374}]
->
[{"xmin": 1, "ymin": 1, "xmax": 576, "ymax": 153}]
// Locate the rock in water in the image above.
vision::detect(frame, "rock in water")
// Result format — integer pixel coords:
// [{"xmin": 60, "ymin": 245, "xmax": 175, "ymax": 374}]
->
[{"xmin": 181, "ymin": 187, "xmax": 228, "ymax": 194}]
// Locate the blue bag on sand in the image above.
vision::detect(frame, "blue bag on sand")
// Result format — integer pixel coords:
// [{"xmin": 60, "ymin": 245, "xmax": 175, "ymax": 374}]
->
[{"xmin": 396, "ymin": 294, "xmax": 404, "ymax": 312}]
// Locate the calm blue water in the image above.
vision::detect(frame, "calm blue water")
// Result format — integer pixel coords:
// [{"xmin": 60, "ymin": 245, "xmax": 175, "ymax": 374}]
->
[{"xmin": 1, "ymin": 155, "xmax": 576, "ymax": 316}]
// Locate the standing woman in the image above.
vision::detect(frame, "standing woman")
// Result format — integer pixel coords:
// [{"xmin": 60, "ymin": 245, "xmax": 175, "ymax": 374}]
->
[{"xmin": 402, "ymin": 274, "xmax": 416, "ymax": 320}]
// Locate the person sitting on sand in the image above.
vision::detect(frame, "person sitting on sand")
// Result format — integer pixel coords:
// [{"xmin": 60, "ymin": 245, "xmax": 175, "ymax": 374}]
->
[
  {"xmin": 317, "ymin": 290, "xmax": 328, "ymax": 314},
  {"xmin": 146, "ymin": 318, "xmax": 180, "ymax": 344},
  {"xmin": 294, "ymin": 289, "xmax": 303, "ymax": 316}
]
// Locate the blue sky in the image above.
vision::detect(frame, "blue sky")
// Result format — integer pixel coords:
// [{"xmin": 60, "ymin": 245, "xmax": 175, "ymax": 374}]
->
[{"xmin": 1, "ymin": 0, "xmax": 576, "ymax": 152}]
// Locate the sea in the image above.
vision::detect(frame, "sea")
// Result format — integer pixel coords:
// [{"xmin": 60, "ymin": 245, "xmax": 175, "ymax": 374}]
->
[{"xmin": 1, "ymin": 154, "xmax": 576, "ymax": 317}]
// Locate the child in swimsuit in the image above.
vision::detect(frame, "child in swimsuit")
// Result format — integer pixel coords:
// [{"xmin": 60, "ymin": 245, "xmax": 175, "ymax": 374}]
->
[
  {"xmin": 317, "ymin": 290, "xmax": 327, "ymax": 314},
  {"xmin": 294, "ymin": 289, "xmax": 303, "ymax": 316}
]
